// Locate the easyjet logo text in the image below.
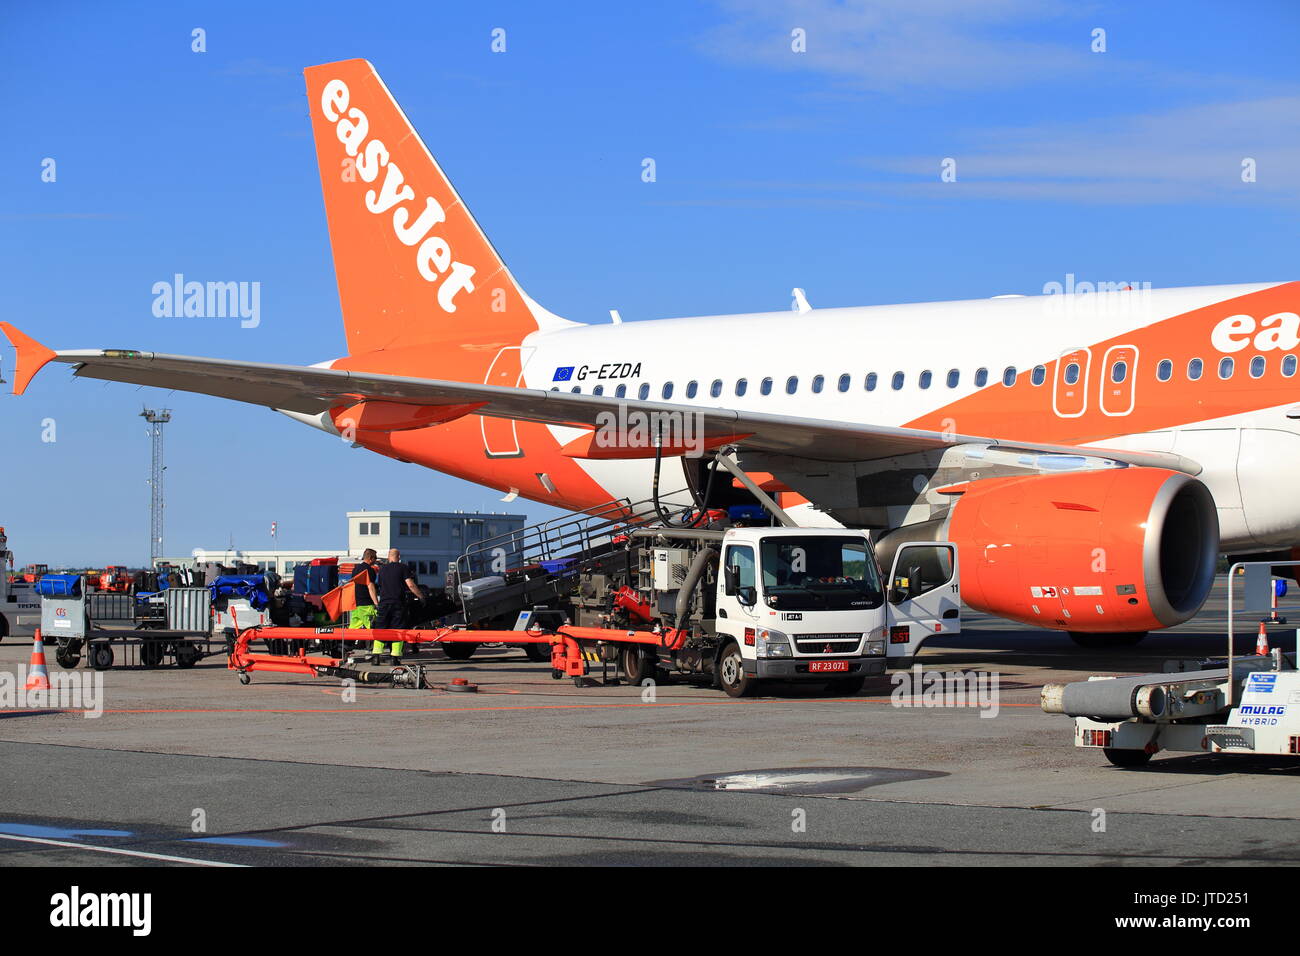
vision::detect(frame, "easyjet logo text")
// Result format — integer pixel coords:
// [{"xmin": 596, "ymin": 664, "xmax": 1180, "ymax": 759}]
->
[
  {"xmin": 1211, "ymin": 312, "xmax": 1300, "ymax": 353},
  {"xmin": 320, "ymin": 78, "xmax": 476, "ymax": 313}
]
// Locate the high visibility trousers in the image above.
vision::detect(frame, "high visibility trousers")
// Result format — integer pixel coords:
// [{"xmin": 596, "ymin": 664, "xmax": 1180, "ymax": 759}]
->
[
  {"xmin": 350, "ymin": 604, "xmax": 377, "ymax": 629},
  {"xmin": 371, "ymin": 638, "xmax": 406, "ymax": 658},
  {"xmin": 372, "ymin": 602, "xmax": 406, "ymax": 658}
]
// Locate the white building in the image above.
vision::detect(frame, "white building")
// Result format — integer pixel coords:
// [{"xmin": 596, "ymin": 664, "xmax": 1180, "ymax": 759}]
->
[{"xmin": 163, "ymin": 509, "xmax": 527, "ymax": 588}]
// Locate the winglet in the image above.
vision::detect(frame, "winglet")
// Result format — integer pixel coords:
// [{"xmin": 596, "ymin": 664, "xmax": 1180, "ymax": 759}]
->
[{"xmin": 0, "ymin": 323, "xmax": 57, "ymax": 395}]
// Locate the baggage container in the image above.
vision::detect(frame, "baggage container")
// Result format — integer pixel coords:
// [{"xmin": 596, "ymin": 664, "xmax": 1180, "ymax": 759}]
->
[{"xmin": 165, "ymin": 587, "xmax": 211, "ymax": 632}]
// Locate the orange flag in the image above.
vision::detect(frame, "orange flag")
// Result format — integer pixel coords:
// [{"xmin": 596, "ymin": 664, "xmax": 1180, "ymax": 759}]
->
[{"xmin": 322, "ymin": 566, "xmax": 372, "ymax": 622}]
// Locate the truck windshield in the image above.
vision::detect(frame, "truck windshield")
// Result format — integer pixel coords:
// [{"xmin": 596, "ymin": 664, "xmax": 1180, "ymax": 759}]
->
[{"xmin": 759, "ymin": 536, "xmax": 883, "ymax": 611}]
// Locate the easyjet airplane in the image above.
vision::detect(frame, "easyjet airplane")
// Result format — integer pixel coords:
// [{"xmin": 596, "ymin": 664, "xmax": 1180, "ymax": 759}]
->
[{"xmin": 5, "ymin": 59, "xmax": 1298, "ymax": 646}]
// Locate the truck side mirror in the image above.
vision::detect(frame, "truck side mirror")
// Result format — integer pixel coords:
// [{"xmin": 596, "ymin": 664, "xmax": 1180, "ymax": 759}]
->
[
  {"xmin": 737, "ymin": 585, "xmax": 757, "ymax": 606},
  {"xmin": 723, "ymin": 566, "xmax": 739, "ymax": 596}
]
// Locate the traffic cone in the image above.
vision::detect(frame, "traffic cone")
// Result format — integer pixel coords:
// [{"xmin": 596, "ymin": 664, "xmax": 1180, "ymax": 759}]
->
[
  {"xmin": 1255, "ymin": 621, "xmax": 1270, "ymax": 657},
  {"xmin": 25, "ymin": 629, "xmax": 51, "ymax": 691}
]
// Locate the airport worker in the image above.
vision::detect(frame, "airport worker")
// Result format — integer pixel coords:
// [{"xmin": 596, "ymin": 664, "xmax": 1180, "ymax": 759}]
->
[
  {"xmin": 349, "ymin": 549, "xmax": 380, "ymax": 631},
  {"xmin": 372, "ymin": 548, "xmax": 422, "ymax": 661}
]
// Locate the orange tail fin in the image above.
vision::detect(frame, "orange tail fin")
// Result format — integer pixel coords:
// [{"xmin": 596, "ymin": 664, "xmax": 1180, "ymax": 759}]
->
[{"xmin": 304, "ymin": 59, "xmax": 553, "ymax": 356}]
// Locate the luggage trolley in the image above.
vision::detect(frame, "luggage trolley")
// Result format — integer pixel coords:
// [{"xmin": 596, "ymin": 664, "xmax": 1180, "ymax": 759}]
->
[{"xmin": 37, "ymin": 575, "xmax": 224, "ymax": 670}]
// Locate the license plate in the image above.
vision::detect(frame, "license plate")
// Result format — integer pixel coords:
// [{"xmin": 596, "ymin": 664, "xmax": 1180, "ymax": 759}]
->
[{"xmin": 808, "ymin": 661, "xmax": 849, "ymax": 673}]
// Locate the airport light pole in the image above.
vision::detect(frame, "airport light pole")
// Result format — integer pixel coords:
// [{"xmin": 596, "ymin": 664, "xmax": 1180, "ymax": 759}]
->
[{"xmin": 141, "ymin": 408, "xmax": 171, "ymax": 567}]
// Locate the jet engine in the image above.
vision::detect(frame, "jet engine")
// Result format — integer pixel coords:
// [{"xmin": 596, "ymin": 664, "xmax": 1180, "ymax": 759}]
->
[{"xmin": 884, "ymin": 467, "xmax": 1219, "ymax": 637}]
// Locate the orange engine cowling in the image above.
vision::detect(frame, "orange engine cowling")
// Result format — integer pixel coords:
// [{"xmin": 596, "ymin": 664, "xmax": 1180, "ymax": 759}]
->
[{"xmin": 941, "ymin": 467, "xmax": 1219, "ymax": 632}]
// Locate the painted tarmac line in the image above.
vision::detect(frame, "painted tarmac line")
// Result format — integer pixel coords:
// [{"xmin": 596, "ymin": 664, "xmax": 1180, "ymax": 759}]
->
[{"xmin": 0, "ymin": 831, "xmax": 246, "ymax": 866}]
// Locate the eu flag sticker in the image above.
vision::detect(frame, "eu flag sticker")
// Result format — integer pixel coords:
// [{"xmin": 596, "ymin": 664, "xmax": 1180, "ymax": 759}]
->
[{"xmin": 553, "ymin": 366, "xmax": 575, "ymax": 382}]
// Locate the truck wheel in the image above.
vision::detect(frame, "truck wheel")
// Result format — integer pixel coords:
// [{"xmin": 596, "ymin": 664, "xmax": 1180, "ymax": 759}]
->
[
  {"xmin": 443, "ymin": 643, "xmax": 476, "ymax": 661},
  {"xmin": 717, "ymin": 643, "xmax": 754, "ymax": 698},
  {"xmin": 1103, "ymin": 747, "xmax": 1153, "ymax": 767},
  {"xmin": 620, "ymin": 646, "xmax": 655, "ymax": 684},
  {"xmin": 826, "ymin": 676, "xmax": 866, "ymax": 696},
  {"xmin": 175, "ymin": 644, "xmax": 201, "ymax": 668},
  {"xmin": 90, "ymin": 644, "xmax": 114, "ymax": 671},
  {"xmin": 523, "ymin": 644, "xmax": 550, "ymax": 663}
]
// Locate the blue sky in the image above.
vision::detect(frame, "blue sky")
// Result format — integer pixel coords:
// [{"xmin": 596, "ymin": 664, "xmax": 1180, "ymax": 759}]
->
[{"xmin": 2, "ymin": 0, "xmax": 1298, "ymax": 566}]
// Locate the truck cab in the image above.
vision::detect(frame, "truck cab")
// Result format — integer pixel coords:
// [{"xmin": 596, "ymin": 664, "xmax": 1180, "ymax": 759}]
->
[
  {"xmin": 0, "ymin": 528, "xmax": 39, "ymax": 641},
  {"xmin": 712, "ymin": 527, "xmax": 960, "ymax": 696}
]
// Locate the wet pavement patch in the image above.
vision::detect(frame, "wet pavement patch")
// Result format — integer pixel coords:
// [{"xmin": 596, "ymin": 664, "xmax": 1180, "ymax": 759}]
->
[{"xmin": 648, "ymin": 766, "xmax": 947, "ymax": 795}]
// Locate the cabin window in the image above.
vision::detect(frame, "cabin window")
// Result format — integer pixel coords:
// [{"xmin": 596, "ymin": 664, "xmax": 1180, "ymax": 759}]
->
[
  {"xmin": 571, "ymin": 386, "xmax": 581, "ymax": 393},
  {"xmin": 760, "ymin": 377, "xmax": 773, "ymax": 395},
  {"xmin": 838, "ymin": 373, "xmax": 851, "ymax": 392},
  {"xmin": 1187, "ymin": 358, "xmax": 1203, "ymax": 381},
  {"xmin": 686, "ymin": 381, "xmax": 698, "ymax": 399},
  {"xmin": 1284, "ymin": 355, "xmax": 1298, "ymax": 377},
  {"xmin": 1031, "ymin": 365, "xmax": 1046, "ymax": 386},
  {"xmin": 974, "ymin": 367, "xmax": 988, "ymax": 387},
  {"xmin": 1002, "ymin": 367, "xmax": 1017, "ymax": 386},
  {"xmin": 615, "ymin": 384, "xmax": 627, "ymax": 398},
  {"xmin": 811, "ymin": 375, "xmax": 825, "ymax": 393},
  {"xmin": 786, "ymin": 376, "xmax": 798, "ymax": 394},
  {"xmin": 918, "ymin": 370, "xmax": 932, "ymax": 389},
  {"xmin": 1110, "ymin": 361, "xmax": 1128, "ymax": 384},
  {"xmin": 1249, "ymin": 356, "xmax": 1266, "ymax": 379},
  {"xmin": 710, "ymin": 379, "xmax": 723, "ymax": 398},
  {"xmin": 865, "ymin": 373, "xmax": 878, "ymax": 391},
  {"xmin": 735, "ymin": 378, "xmax": 748, "ymax": 397},
  {"xmin": 592, "ymin": 385, "xmax": 604, "ymax": 396},
  {"xmin": 946, "ymin": 369, "xmax": 959, "ymax": 388},
  {"xmin": 1218, "ymin": 357, "xmax": 1234, "ymax": 380},
  {"xmin": 638, "ymin": 383, "xmax": 650, "ymax": 400},
  {"xmin": 891, "ymin": 372, "xmax": 905, "ymax": 390},
  {"xmin": 662, "ymin": 382, "xmax": 674, "ymax": 400},
  {"xmin": 1063, "ymin": 363, "xmax": 1080, "ymax": 385},
  {"xmin": 1156, "ymin": 360, "xmax": 1172, "ymax": 382}
]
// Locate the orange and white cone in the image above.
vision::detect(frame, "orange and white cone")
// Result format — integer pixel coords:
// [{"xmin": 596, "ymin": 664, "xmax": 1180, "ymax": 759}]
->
[
  {"xmin": 25, "ymin": 629, "xmax": 51, "ymax": 692},
  {"xmin": 1255, "ymin": 621, "xmax": 1270, "ymax": 657}
]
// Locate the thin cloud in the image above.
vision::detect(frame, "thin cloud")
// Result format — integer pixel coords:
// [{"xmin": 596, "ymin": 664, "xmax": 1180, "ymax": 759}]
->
[
  {"xmin": 703, "ymin": 0, "xmax": 1100, "ymax": 93},
  {"xmin": 863, "ymin": 95, "xmax": 1300, "ymax": 204}
]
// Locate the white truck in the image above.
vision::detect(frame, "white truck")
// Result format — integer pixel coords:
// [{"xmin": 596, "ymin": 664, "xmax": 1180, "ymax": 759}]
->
[
  {"xmin": 0, "ymin": 527, "xmax": 39, "ymax": 641},
  {"xmin": 557, "ymin": 524, "xmax": 962, "ymax": 696}
]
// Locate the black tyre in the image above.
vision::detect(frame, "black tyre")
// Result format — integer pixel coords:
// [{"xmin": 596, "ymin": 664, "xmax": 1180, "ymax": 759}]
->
[
  {"xmin": 1069, "ymin": 631, "xmax": 1147, "ymax": 648},
  {"xmin": 523, "ymin": 643, "xmax": 550, "ymax": 663},
  {"xmin": 140, "ymin": 640, "xmax": 166, "ymax": 669},
  {"xmin": 825, "ymin": 676, "xmax": 867, "ymax": 696},
  {"xmin": 175, "ymin": 643, "xmax": 201, "ymax": 668},
  {"xmin": 620, "ymin": 646, "xmax": 656, "ymax": 684},
  {"xmin": 55, "ymin": 646, "xmax": 81, "ymax": 669},
  {"xmin": 443, "ymin": 643, "xmax": 476, "ymax": 661},
  {"xmin": 90, "ymin": 644, "xmax": 114, "ymax": 671},
  {"xmin": 1104, "ymin": 747, "xmax": 1154, "ymax": 767},
  {"xmin": 717, "ymin": 643, "xmax": 755, "ymax": 698}
]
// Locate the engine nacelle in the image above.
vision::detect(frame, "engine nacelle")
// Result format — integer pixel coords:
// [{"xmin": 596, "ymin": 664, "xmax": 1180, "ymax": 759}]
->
[{"xmin": 939, "ymin": 467, "xmax": 1219, "ymax": 632}]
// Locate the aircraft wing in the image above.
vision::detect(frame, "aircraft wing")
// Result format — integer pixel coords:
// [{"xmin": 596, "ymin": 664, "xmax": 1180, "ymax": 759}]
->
[{"xmin": 0, "ymin": 324, "xmax": 1200, "ymax": 473}]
